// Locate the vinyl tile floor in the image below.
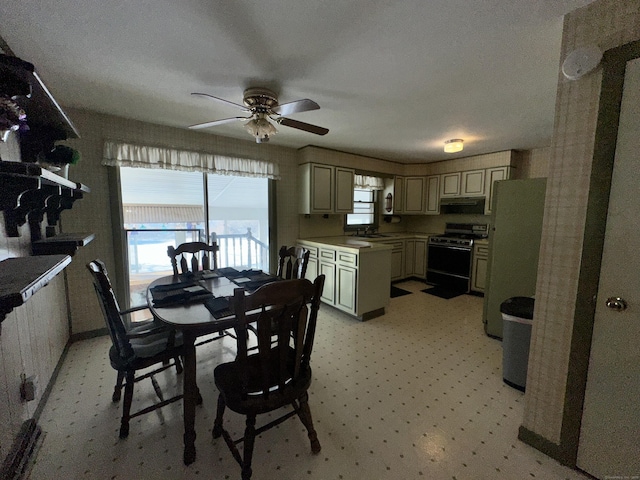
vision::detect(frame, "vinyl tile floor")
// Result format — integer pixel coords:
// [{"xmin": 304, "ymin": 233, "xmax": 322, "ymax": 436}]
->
[{"xmin": 27, "ymin": 280, "xmax": 591, "ymax": 480}]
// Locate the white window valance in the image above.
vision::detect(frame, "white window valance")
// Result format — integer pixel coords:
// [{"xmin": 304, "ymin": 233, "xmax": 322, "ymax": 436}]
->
[
  {"xmin": 102, "ymin": 141, "xmax": 280, "ymax": 180},
  {"xmin": 354, "ymin": 174, "xmax": 384, "ymax": 190}
]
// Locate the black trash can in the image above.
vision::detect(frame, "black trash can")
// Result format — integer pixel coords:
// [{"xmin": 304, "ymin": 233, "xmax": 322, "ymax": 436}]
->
[{"xmin": 500, "ymin": 296, "xmax": 535, "ymax": 392}]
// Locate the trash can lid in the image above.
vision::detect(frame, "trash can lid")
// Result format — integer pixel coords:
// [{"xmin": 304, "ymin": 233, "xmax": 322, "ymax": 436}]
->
[{"xmin": 500, "ymin": 296, "xmax": 535, "ymax": 319}]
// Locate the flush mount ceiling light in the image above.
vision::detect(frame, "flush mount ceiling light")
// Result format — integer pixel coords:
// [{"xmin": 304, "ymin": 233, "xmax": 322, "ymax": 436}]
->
[
  {"xmin": 444, "ymin": 139, "xmax": 464, "ymax": 153},
  {"xmin": 244, "ymin": 113, "xmax": 278, "ymax": 143}
]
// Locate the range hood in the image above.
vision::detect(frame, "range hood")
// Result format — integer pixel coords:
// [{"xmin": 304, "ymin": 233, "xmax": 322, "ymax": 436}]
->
[{"xmin": 439, "ymin": 196, "xmax": 486, "ymax": 215}]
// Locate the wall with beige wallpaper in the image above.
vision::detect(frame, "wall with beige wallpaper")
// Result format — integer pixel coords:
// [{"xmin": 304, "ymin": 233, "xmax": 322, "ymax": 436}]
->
[{"xmin": 522, "ymin": 0, "xmax": 640, "ymax": 450}]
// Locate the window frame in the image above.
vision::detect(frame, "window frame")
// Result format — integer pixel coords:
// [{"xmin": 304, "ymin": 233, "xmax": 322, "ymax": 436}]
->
[{"xmin": 344, "ymin": 188, "xmax": 379, "ymax": 232}]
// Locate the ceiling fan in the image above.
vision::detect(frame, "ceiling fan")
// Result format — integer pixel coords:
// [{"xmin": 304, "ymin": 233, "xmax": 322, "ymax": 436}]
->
[{"xmin": 188, "ymin": 87, "xmax": 329, "ymax": 143}]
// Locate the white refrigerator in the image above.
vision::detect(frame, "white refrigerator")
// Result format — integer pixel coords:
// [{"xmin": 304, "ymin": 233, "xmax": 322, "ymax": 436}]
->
[{"xmin": 482, "ymin": 178, "xmax": 547, "ymax": 338}]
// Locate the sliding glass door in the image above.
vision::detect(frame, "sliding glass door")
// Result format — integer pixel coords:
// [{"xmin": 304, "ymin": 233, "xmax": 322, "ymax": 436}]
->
[{"xmin": 120, "ymin": 167, "xmax": 270, "ymax": 308}]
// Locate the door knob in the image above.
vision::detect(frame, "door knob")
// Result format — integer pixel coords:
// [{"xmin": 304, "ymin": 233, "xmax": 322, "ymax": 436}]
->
[{"xmin": 605, "ymin": 297, "xmax": 628, "ymax": 311}]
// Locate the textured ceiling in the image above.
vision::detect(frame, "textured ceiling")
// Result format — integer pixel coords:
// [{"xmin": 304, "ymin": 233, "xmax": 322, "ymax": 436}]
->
[{"xmin": 0, "ymin": 0, "xmax": 595, "ymax": 163}]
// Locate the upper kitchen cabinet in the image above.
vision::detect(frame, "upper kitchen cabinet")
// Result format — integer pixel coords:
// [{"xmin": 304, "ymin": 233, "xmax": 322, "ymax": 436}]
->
[
  {"xmin": 383, "ymin": 175, "xmax": 439, "ymax": 215},
  {"xmin": 403, "ymin": 176, "xmax": 425, "ymax": 214},
  {"xmin": 299, "ymin": 163, "xmax": 354, "ymax": 214},
  {"xmin": 425, "ymin": 175, "xmax": 440, "ymax": 215},
  {"xmin": 484, "ymin": 166, "xmax": 511, "ymax": 215},
  {"xmin": 440, "ymin": 172, "xmax": 461, "ymax": 197},
  {"xmin": 441, "ymin": 169, "xmax": 486, "ymax": 198}
]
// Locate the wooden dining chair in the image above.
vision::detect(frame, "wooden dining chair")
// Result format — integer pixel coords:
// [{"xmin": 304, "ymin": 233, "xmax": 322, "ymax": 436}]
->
[
  {"xmin": 167, "ymin": 241, "xmax": 219, "ymax": 275},
  {"xmin": 167, "ymin": 241, "xmax": 234, "ymax": 345},
  {"xmin": 212, "ymin": 275, "xmax": 325, "ymax": 480},
  {"xmin": 87, "ymin": 260, "xmax": 185, "ymax": 438},
  {"xmin": 277, "ymin": 245, "xmax": 310, "ymax": 279}
]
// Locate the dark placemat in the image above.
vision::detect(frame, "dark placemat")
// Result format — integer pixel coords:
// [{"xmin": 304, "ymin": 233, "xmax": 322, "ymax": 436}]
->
[
  {"xmin": 421, "ymin": 287, "xmax": 465, "ymax": 300},
  {"xmin": 151, "ymin": 284, "xmax": 212, "ymax": 306},
  {"xmin": 204, "ymin": 296, "xmax": 232, "ymax": 319}
]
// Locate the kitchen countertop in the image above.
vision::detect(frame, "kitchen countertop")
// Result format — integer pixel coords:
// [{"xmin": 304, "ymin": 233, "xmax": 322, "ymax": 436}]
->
[{"xmin": 298, "ymin": 232, "xmax": 442, "ymax": 251}]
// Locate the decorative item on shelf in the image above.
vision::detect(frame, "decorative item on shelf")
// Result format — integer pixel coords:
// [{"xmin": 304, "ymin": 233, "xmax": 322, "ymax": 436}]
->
[
  {"xmin": 385, "ymin": 193, "xmax": 393, "ymax": 212},
  {"xmin": 36, "ymin": 144, "xmax": 80, "ymax": 179},
  {"xmin": 0, "ymin": 96, "xmax": 29, "ymax": 143}
]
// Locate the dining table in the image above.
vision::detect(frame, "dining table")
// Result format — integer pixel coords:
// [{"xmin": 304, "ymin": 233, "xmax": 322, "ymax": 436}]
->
[{"xmin": 146, "ymin": 268, "xmax": 279, "ymax": 465}]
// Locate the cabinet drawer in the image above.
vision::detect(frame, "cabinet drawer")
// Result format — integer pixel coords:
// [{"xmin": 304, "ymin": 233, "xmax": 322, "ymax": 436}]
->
[
  {"xmin": 337, "ymin": 251, "xmax": 358, "ymax": 267},
  {"xmin": 302, "ymin": 245, "xmax": 318, "ymax": 259},
  {"xmin": 474, "ymin": 245, "xmax": 489, "ymax": 256},
  {"xmin": 319, "ymin": 248, "xmax": 336, "ymax": 261}
]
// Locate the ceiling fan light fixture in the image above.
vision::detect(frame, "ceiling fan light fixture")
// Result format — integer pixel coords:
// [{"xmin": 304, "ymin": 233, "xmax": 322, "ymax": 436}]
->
[
  {"xmin": 444, "ymin": 139, "xmax": 464, "ymax": 153},
  {"xmin": 244, "ymin": 114, "xmax": 277, "ymax": 143}
]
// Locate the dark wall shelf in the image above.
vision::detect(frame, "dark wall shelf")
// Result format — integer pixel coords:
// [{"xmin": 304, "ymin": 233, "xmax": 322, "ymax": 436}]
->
[
  {"xmin": 0, "ymin": 254, "xmax": 71, "ymax": 323},
  {"xmin": 0, "ymin": 160, "xmax": 90, "ymax": 238},
  {"xmin": 32, "ymin": 232, "xmax": 95, "ymax": 256},
  {"xmin": 1, "ymin": 54, "xmax": 79, "ymax": 140}
]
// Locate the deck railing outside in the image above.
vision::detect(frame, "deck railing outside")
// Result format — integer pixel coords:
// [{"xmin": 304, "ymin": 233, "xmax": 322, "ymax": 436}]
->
[{"xmin": 126, "ymin": 227, "xmax": 269, "ymax": 308}]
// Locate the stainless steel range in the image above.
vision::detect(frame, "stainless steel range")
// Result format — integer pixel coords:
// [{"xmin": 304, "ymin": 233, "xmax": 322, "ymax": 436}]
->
[{"xmin": 426, "ymin": 223, "xmax": 488, "ymax": 292}]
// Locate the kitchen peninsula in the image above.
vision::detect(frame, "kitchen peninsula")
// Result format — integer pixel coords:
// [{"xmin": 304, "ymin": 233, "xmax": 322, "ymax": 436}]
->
[{"xmin": 297, "ymin": 237, "xmax": 392, "ymax": 320}]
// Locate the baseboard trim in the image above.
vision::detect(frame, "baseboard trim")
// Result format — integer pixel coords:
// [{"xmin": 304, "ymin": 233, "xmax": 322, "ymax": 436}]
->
[
  {"xmin": 518, "ymin": 425, "xmax": 572, "ymax": 467},
  {"xmin": 70, "ymin": 327, "xmax": 108, "ymax": 343}
]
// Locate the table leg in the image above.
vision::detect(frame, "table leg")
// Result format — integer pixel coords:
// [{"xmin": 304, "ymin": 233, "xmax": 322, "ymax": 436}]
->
[{"xmin": 183, "ymin": 331, "xmax": 197, "ymax": 465}]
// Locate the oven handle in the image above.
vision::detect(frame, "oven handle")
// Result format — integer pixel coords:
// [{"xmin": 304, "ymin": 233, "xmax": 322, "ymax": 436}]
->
[{"xmin": 428, "ymin": 245, "xmax": 472, "ymax": 252}]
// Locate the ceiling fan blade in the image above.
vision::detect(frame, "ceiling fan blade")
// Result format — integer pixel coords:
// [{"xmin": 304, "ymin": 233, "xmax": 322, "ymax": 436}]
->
[
  {"xmin": 272, "ymin": 99, "xmax": 320, "ymax": 116},
  {"xmin": 277, "ymin": 117, "xmax": 329, "ymax": 136},
  {"xmin": 191, "ymin": 92, "xmax": 250, "ymax": 112},
  {"xmin": 188, "ymin": 117, "xmax": 249, "ymax": 130}
]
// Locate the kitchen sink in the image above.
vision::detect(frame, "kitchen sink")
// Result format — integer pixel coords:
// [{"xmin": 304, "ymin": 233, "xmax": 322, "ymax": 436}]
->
[{"xmin": 355, "ymin": 233, "xmax": 391, "ymax": 238}]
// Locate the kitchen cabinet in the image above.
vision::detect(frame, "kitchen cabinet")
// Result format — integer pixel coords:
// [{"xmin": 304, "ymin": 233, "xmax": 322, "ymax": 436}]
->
[
  {"xmin": 403, "ymin": 176, "xmax": 425, "ymax": 214},
  {"xmin": 382, "ymin": 240, "xmax": 405, "ymax": 281},
  {"xmin": 405, "ymin": 239, "xmax": 427, "ymax": 279},
  {"xmin": 336, "ymin": 251, "xmax": 358, "ymax": 314},
  {"xmin": 441, "ymin": 170, "xmax": 486, "ymax": 198},
  {"xmin": 393, "ymin": 176, "xmax": 405, "ymax": 214},
  {"xmin": 303, "ymin": 244, "xmax": 318, "ymax": 281},
  {"xmin": 298, "ymin": 240, "xmax": 391, "ymax": 320},
  {"xmin": 471, "ymin": 242, "xmax": 489, "ymax": 293},
  {"xmin": 440, "ymin": 172, "xmax": 461, "ymax": 197},
  {"xmin": 299, "ymin": 163, "xmax": 354, "ymax": 214},
  {"xmin": 461, "ymin": 169, "xmax": 485, "ymax": 196},
  {"xmin": 484, "ymin": 166, "xmax": 511, "ymax": 215},
  {"xmin": 425, "ymin": 175, "xmax": 440, "ymax": 214},
  {"xmin": 318, "ymin": 248, "xmax": 336, "ymax": 303}
]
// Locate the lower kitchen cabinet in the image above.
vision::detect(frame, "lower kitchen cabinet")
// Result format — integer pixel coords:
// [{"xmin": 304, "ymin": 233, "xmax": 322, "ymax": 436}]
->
[
  {"xmin": 405, "ymin": 239, "xmax": 427, "ymax": 279},
  {"xmin": 471, "ymin": 243, "xmax": 489, "ymax": 293},
  {"xmin": 383, "ymin": 240, "xmax": 405, "ymax": 281},
  {"xmin": 298, "ymin": 240, "xmax": 391, "ymax": 320},
  {"xmin": 336, "ymin": 264, "xmax": 357, "ymax": 313}
]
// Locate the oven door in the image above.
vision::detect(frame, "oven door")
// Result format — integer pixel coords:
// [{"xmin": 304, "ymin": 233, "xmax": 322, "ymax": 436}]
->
[{"xmin": 426, "ymin": 244, "xmax": 472, "ymax": 292}]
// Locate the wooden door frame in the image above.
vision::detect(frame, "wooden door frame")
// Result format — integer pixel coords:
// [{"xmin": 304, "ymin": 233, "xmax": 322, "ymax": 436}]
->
[{"xmin": 518, "ymin": 39, "xmax": 640, "ymax": 467}]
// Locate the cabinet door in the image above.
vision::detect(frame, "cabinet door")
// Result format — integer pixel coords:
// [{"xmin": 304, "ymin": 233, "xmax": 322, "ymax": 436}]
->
[
  {"xmin": 306, "ymin": 257, "xmax": 318, "ymax": 282},
  {"xmin": 311, "ymin": 164, "xmax": 334, "ymax": 213},
  {"xmin": 405, "ymin": 240, "xmax": 415, "ymax": 275},
  {"xmin": 472, "ymin": 255, "xmax": 488, "ymax": 292},
  {"xmin": 425, "ymin": 175, "xmax": 440, "ymax": 214},
  {"xmin": 393, "ymin": 176, "xmax": 404, "ymax": 213},
  {"xmin": 414, "ymin": 239, "xmax": 427, "ymax": 278},
  {"xmin": 484, "ymin": 166, "xmax": 510, "ymax": 214},
  {"xmin": 336, "ymin": 265, "xmax": 357, "ymax": 314},
  {"xmin": 461, "ymin": 170, "xmax": 485, "ymax": 196},
  {"xmin": 440, "ymin": 172, "xmax": 461, "ymax": 197},
  {"xmin": 404, "ymin": 177, "xmax": 425, "ymax": 213},
  {"xmin": 335, "ymin": 167, "xmax": 355, "ymax": 213},
  {"xmin": 319, "ymin": 261, "xmax": 336, "ymax": 304}
]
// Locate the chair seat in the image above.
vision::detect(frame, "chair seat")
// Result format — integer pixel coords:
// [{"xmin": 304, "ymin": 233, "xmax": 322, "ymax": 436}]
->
[
  {"xmin": 214, "ymin": 349, "xmax": 312, "ymax": 415},
  {"xmin": 109, "ymin": 330, "xmax": 184, "ymax": 371}
]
